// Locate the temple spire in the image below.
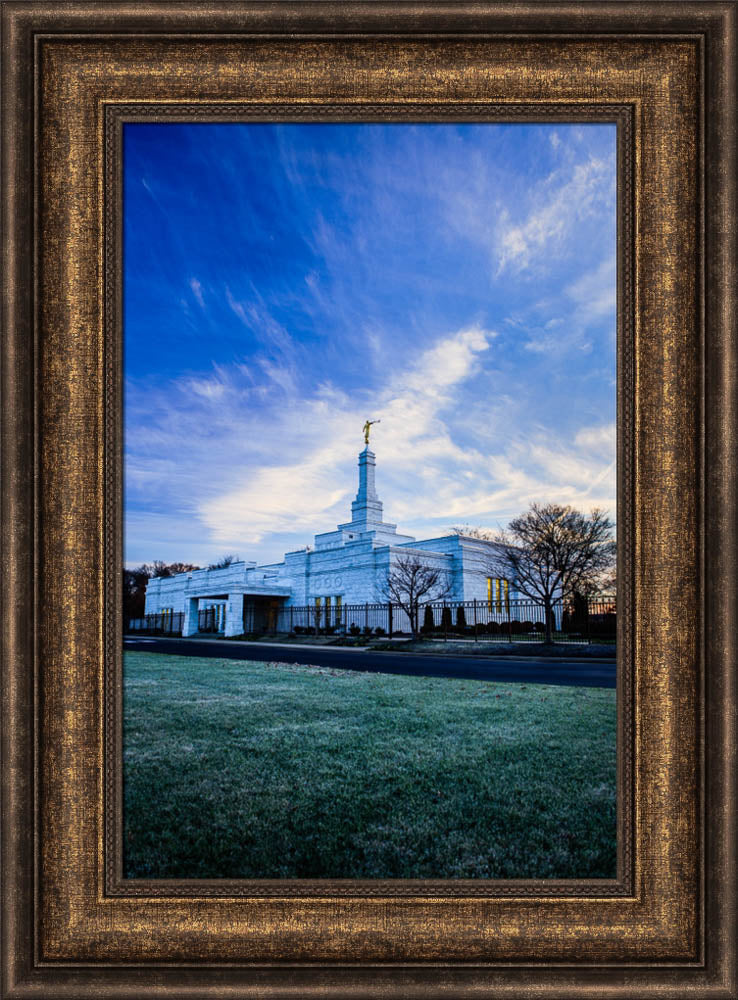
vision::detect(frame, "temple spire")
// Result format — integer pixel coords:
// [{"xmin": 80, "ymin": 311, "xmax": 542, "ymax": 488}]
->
[
  {"xmin": 349, "ymin": 443, "xmax": 384, "ymax": 528},
  {"xmin": 334, "ymin": 425, "xmax": 415, "ymax": 544}
]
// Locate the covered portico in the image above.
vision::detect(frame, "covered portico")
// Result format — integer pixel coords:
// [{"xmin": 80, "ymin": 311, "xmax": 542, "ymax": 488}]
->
[{"xmin": 182, "ymin": 583, "xmax": 292, "ymax": 637}]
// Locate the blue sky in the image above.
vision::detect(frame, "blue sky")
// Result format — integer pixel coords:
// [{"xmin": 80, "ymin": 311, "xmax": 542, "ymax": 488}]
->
[{"xmin": 124, "ymin": 122, "xmax": 616, "ymax": 567}]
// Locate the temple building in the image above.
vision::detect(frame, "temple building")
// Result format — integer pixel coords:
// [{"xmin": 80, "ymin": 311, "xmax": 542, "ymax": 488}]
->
[{"xmin": 143, "ymin": 438, "xmax": 517, "ymax": 636}]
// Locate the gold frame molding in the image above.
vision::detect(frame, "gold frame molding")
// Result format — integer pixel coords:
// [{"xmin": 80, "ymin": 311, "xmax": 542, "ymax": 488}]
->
[{"xmin": 1, "ymin": 3, "xmax": 736, "ymax": 998}]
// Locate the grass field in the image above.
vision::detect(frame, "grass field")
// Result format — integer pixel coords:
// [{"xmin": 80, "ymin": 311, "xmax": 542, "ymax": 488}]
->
[{"xmin": 124, "ymin": 652, "xmax": 616, "ymax": 880}]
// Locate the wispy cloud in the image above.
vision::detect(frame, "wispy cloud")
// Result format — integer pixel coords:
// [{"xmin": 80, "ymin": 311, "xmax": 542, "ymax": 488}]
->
[
  {"xmin": 225, "ymin": 286, "xmax": 249, "ymax": 325},
  {"xmin": 564, "ymin": 255, "xmax": 616, "ymax": 326},
  {"xmin": 495, "ymin": 157, "xmax": 615, "ymax": 277},
  {"xmin": 189, "ymin": 277, "xmax": 205, "ymax": 308},
  {"xmin": 520, "ymin": 255, "xmax": 616, "ymax": 355}
]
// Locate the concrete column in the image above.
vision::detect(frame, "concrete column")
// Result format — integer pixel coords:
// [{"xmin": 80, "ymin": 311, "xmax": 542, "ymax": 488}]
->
[
  {"xmin": 224, "ymin": 593, "xmax": 243, "ymax": 637},
  {"xmin": 182, "ymin": 597, "xmax": 200, "ymax": 637}
]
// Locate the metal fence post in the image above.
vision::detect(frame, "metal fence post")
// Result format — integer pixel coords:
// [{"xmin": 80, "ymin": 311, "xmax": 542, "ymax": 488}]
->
[
  {"xmin": 473, "ymin": 598, "xmax": 477, "ymax": 641},
  {"xmin": 388, "ymin": 602, "xmax": 392, "ymax": 639},
  {"xmin": 365, "ymin": 602, "xmax": 369, "ymax": 631}
]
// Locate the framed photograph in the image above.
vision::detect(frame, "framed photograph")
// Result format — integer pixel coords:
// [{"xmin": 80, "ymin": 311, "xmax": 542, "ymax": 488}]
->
[
  {"xmin": 121, "ymin": 116, "xmax": 621, "ymax": 887},
  {"xmin": 2, "ymin": 3, "xmax": 735, "ymax": 998}
]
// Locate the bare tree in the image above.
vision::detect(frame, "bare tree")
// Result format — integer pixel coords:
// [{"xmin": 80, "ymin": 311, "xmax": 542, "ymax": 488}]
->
[
  {"xmin": 494, "ymin": 503, "xmax": 616, "ymax": 644},
  {"xmin": 145, "ymin": 560, "xmax": 201, "ymax": 579},
  {"xmin": 122, "ymin": 566, "xmax": 151, "ymax": 621},
  {"xmin": 588, "ymin": 566, "xmax": 616, "ymax": 597},
  {"xmin": 150, "ymin": 560, "xmax": 174, "ymax": 578},
  {"xmin": 449, "ymin": 524, "xmax": 495, "ymax": 540},
  {"xmin": 123, "ymin": 560, "xmax": 200, "ymax": 622},
  {"xmin": 381, "ymin": 555, "xmax": 451, "ymax": 638},
  {"xmin": 207, "ymin": 554, "xmax": 238, "ymax": 571}
]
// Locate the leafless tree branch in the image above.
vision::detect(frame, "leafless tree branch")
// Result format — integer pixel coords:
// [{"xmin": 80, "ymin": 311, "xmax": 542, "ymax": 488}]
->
[
  {"xmin": 493, "ymin": 503, "xmax": 616, "ymax": 642},
  {"xmin": 380, "ymin": 555, "xmax": 452, "ymax": 637}
]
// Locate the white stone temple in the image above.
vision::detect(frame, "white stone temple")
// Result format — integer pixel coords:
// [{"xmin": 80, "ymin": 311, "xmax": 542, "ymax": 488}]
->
[{"xmin": 143, "ymin": 439, "xmax": 516, "ymax": 636}]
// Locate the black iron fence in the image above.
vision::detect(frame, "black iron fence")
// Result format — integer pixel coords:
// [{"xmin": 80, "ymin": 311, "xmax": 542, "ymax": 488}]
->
[
  {"xmin": 126, "ymin": 597, "xmax": 616, "ymax": 644},
  {"xmin": 198, "ymin": 607, "xmax": 220, "ymax": 633},
  {"xmin": 278, "ymin": 598, "xmax": 615, "ymax": 644},
  {"xmin": 126, "ymin": 611, "xmax": 184, "ymax": 635}
]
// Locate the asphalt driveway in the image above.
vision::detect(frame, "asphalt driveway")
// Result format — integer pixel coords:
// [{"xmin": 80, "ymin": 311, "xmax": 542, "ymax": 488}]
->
[{"xmin": 124, "ymin": 636, "xmax": 616, "ymax": 689}]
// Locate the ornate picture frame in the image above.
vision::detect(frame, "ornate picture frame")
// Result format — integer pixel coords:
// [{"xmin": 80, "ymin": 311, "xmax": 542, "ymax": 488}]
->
[{"xmin": 2, "ymin": 3, "xmax": 735, "ymax": 997}]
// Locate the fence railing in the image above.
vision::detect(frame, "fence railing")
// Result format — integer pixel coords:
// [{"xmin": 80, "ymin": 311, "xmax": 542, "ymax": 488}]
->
[
  {"xmin": 126, "ymin": 611, "xmax": 184, "ymax": 635},
  {"xmin": 278, "ymin": 598, "xmax": 615, "ymax": 644},
  {"xmin": 126, "ymin": 597, "xmax": 616, "ymax": 644}
]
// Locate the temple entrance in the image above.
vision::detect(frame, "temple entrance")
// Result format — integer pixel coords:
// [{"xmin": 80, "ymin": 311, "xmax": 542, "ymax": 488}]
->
[
  {"xmin": 197, "ymin": 597, "xmax": 227, "ymax": 633},
  {"xmin": 243, "ymin": 596, "xmax": 284, "ymax": 634}
]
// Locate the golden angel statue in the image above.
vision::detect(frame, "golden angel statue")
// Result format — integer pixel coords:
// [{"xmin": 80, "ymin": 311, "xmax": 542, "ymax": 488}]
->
[{"xmin": 363, "ymin": 419, "xmax": 380, "ymax": 445}]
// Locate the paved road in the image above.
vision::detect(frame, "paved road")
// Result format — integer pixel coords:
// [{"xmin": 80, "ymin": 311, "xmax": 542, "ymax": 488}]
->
[{"xmin": 124, "ymin": 636, "xmax": 616, "ymax": 689}]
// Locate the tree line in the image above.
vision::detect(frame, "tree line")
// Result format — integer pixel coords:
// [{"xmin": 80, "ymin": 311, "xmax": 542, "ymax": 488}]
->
[{"xmin": 123, "ymin": 555, "xmax": 237, "ymax": 621}]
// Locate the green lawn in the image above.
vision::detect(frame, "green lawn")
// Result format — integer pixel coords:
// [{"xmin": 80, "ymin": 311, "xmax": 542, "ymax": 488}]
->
[{"xmin": 124, "ymin": 652, "xmax": 616, "ymax": 880}]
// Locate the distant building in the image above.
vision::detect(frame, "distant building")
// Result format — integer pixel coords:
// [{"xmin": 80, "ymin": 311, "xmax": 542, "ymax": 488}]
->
[{"xmin": 144, "ymin": 444, "xmax": 518, "ymax": 636}]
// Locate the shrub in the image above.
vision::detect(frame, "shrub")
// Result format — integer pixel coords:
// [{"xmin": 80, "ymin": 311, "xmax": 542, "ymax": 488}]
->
[
  {"xmin": 455, "ymin": 606, "xmax": 467, "ymax": 631},
  {"xmin": 422, "ymin": 606, "xmax": 435, "ymax": 634},
  {"xmin": 487, "ymin": 620, "xmax": 500, "ymax": 635},
  {"xmin": 363, "ymin": 625, "xmax": 373, "ymax": 636},
  {"xmin": 374, "ymin": 626, "xmax": 385, "ymax": 636},
  {"xmin": 521, "ymin": 620, "xmax": 534, "ymax": 634},
  {"xmin": 533, "ymin": 621, "xmax": 545, "ymax": 634},
  {"xmin": 294, "ymin": 625, "xmax": 304, "ymax": 635},
  {"xmin": 589, "ymin": 612, "xmax": 616, "ymax": 637},
  {"xmin": 349, "ymin": 623, "xmax": 360, "ymax": 636},
  {"xmin": 440, "ymin": 606, "xmax": 453, "ymax": 633}
]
